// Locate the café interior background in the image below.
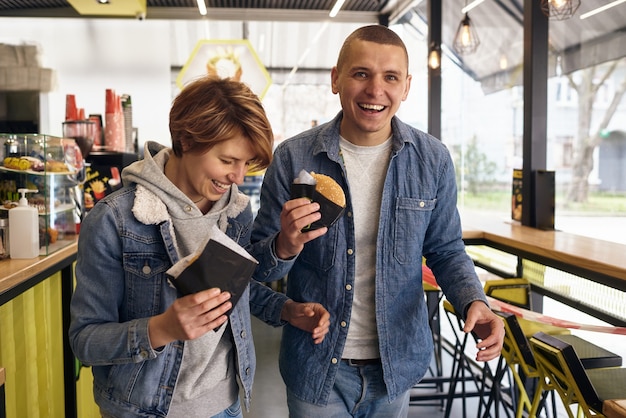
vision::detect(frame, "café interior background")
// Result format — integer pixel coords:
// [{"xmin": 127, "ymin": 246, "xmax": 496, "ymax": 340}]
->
[{"xmin": 1, "ymin": 1, "xmax": 626, "ymax": 245}]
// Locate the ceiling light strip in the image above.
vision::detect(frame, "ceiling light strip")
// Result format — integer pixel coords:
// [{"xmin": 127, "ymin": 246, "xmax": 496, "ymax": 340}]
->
[
  {"xmin": 196, "ymin": 0, "xmax": 207, "ymax": 16},
  {"xmin": 580, "ymin": 0, "xmax": 626, "ymax": 20},
  {"xmin": 329, "ymin": 0, "xmax": 347, "ymax": 17},
  {"xmin": 461, "ymin": 0, "xmax": 486, "ymax": 14}
]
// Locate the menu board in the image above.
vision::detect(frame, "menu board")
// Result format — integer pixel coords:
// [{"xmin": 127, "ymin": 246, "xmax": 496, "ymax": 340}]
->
[{"xmin": 512, "ymin": 169, "xmax": 522, "ymax": 221}]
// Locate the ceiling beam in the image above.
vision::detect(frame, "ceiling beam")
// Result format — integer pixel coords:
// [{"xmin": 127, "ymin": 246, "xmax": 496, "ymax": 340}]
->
[
  {"xmin": 148, "ymin": 7, "xmax": 380, "ymax": 23},
  {"xmin": 0, "ymin": 7, "xmax": 380, "ymax": 23}
]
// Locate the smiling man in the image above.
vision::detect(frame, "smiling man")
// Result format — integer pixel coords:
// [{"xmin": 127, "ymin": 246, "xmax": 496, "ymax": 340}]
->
[{"xmin": 250, "ymin": 25, "xmax": 504, "ymax": 418}]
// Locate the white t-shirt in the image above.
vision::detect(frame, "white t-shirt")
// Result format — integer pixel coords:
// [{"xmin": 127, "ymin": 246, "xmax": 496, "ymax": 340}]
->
[{"xmin": 339, "ymin": 136, "xmax": 392, "ymax": 360}]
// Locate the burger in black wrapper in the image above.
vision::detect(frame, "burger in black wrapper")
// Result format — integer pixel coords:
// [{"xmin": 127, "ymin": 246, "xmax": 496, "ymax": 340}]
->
[{"xmin": 290, "ymin": 169, "xmax": 346, "ymax": 230}]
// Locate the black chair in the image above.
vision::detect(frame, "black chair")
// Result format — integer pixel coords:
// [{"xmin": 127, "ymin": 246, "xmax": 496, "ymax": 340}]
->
[
  {"xmin": 478, "ymin": 279, "xmax": 620, "ymax": 418},
  {"xmin": 491, "ymin": 312, "xmax": 621, "ymax": 418},
  {"xmin": 530, "ymin": 331, "xmax": 626, "ymax": 417}
]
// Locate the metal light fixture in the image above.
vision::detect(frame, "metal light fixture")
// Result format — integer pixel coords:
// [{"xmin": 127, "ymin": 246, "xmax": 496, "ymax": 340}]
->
[
  {"xmin": 329, "ymin": 0, "xmax": 346, "ymax": 18},
  {"xmin": 453, "ymin": 13, "xmax": 480, "ymax": 55},
  {"xmin": 499, "ymin": 54, "xmax": 508, "ymax": 70},
  {"xmin": 196, "ymin": 0, "xmax": 207, "ymax": 16},
  {"xmin": 541, "ymin": 0, "xmax": 581, "ymax": 20},
  {"xmin": 69, "ymin": 0, "xmax": 146, "ymax": 16},
  {"xmin": 428, "ymin": 43, "xmax": 441, "ymax": 70}
]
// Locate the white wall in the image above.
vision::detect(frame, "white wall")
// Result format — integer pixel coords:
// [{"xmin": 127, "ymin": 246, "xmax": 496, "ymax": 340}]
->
[{"xmin": 0, "ymin": 17, "xmax": 172, "ymax": 148}]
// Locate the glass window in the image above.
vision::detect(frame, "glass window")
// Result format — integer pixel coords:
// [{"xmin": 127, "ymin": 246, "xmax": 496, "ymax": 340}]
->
[
  {"xmin": 548, "ymin": 8, "xmax": 626, "ymax": 245},
  {"xmin": 422, "ymin": 1, "xmax": 626, "ymax": 246},
  {"xmin": 432, "ymin": 2, "xmax": 524, "ymax": 220}
]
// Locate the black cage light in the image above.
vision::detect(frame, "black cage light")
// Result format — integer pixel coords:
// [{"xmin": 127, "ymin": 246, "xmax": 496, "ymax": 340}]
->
[
  {"xmin": 453, "ymin": 13, "xmax": 480, "ymax": 55},
  {"xmin": 541, "ymin": 0, "xmax": 581, "ymax": 20}
]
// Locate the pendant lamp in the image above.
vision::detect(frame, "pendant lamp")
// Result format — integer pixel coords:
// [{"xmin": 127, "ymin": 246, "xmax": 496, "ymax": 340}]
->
[
  {"xmin": 453, "ymin": 13, "xmax": 480, "ymax": 55},
  {"xmin": 428, "ymin": 43, "xmax": 441, "ymax": 70},
  {"xmin": 541, "ymin": 0, "xmax": 581, "ymax": 20}
]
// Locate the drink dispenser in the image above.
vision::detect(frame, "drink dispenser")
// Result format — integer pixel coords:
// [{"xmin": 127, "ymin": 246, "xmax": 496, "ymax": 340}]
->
[{"xmin": 62, "ymin": 120, "xmax": 96, "ymax": 159}]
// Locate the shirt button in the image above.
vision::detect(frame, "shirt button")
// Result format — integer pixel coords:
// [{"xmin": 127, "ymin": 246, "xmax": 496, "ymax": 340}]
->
[
  {"xmin": 419, "ymin": 201, "xmax": 425, "ymax": 208},
  {"xmin": 142, "ymin": 265, "xmax": 151, "ymax": 275},
  {"xmin": 331, "ymin": 358, "xmax": 338, "ymax": 364},
  {"xmin": 346, "ymin": 284, "xmax": 352, "ymax": 291},
  {"xmin": 240, "ymin": 330, "xmax": 247, "ymax": 338},
  {"xmin": 340, "ymin": 321, "xmax": 347, "ymax": 327},
  {"xmin": 347, "ymin": 248, "xmax": 354, "ymax": 255},
  {"xmin": 184, "ymin": 205, "xmax": 193, "ymax": 212},
  {"xmin": 245, "ymin": 367, "xmax": 251, "ymax": 375},
  {"xmin": 347, "ymin": 211, "xmax": 353, "ymax": 217}
]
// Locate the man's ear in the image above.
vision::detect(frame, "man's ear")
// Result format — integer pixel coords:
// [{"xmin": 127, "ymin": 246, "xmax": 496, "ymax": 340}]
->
[
  {"xmin": 331, "ymin": 66, "xmax": 339, "ymax": 95},
  {"xmin": 402, "ymin": 74, "xmax": 413, "ymax": 101}
]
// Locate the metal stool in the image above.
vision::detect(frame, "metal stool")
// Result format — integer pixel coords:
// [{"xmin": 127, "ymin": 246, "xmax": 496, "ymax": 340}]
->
[
  {"xmin": 442, "ymin": 299, "xmax": 497, "ymax": 418},
  {"xmin": 409, "ymin": 265, "xmax": 446, "ymax": 408}
]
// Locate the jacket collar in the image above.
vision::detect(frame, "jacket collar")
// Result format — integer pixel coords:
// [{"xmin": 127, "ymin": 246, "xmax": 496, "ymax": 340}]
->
[
  {"xmin": 132, "ymin": 183, "xmax": 250, "ymax": 232},
  {"xmin": 314, "ymin": 112, "xmax": 413, "ymax": 161}
]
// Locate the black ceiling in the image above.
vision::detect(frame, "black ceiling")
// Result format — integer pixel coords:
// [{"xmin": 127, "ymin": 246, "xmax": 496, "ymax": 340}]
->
[
  {"xmin": 0, "ymin": 0, "xmax": 400, "ymax": 23},
  {"xmin": 0, "ymin": 0, "xmax": 385, "ymax": 10},
  {"xmin": 1, "ymin": 0, "xmax": 625, "ymax": 94},
  {"xmin": 0, "ymin": 0, "xmax": 393, "ymax": 20}
]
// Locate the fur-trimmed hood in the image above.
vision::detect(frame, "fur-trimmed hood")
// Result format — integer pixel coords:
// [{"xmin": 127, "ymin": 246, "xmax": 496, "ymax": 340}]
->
[
  {"xmin": 131, "ymin": 183, "xmax": 249, "ymax": 232},
  {"xmin": 122, "ymin": 141, "xmax": 250, "ymax": 234}
]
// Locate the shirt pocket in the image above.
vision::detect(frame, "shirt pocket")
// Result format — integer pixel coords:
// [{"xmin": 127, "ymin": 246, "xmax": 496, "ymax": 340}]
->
[
  {"xmin": 298, "ymin": 223, "xmax": 340, "ymax": 273},
  {"xmin": 393, "ymin": 197, "xmax": 436, "ymax": 264},
  {"xmin": 124, "ymin": 253, "xmax": 171, "ymax": 317}
]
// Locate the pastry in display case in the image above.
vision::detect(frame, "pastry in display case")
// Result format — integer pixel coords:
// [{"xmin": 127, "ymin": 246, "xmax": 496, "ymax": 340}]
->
[{"xmin": 0, "ymin": 133, "xmax": 84, "ymax": 255}]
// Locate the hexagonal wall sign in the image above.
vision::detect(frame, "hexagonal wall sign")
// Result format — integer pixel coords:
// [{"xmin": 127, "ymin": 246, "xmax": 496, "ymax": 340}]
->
[{"xmin": 176, "ymin": 39, "xmax": 272, "ymax": 99}]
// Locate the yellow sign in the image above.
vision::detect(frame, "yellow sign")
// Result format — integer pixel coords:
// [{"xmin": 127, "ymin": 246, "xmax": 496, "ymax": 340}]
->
[
  {"xmin": 67, "ymin": 0, "xmax": 146, "ymax": 17},
  {"xmin": 176, "ymin": 39, "xmax": 272, "ymax": 99}
]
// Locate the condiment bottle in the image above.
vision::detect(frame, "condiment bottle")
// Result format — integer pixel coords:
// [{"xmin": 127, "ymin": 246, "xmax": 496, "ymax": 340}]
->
[{"xmin": 9, "ymin": 188, "xmax": 39, "ymax": 259}]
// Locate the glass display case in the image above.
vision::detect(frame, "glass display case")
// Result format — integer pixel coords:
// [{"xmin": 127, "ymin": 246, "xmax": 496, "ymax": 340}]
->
[{"xmin": 0, "ymin": 133, "xmax": 83, "ymax": 255}]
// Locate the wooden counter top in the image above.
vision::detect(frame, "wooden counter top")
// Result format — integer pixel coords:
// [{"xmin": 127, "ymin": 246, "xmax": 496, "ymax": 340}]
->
[
  {"xmin": 604, "ymin": 399, "xmax": 626, "ymax": 418},
  {"xmin": 0, "ymin": 240, "xmax": 77, "ymax": 297},
  {"xmin": 461, "ymin": 213, "xmax": 626, "ymax": 284},
  {"xmin": 1, "ymin": 214, "xmax": 625, "ymax": 298}
]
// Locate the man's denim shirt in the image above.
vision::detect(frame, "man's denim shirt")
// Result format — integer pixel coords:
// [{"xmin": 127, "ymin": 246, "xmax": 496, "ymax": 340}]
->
[
  {"xmin": 250, "ymin": 112, "xmax": 487, "ymax": 406},
  {"xmin": 69, "ymin": 185, "xmax": 289, "ymax": 418}
]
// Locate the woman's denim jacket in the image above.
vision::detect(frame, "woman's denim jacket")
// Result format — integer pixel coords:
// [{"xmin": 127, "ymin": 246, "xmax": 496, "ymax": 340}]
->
[
  {"xmin": 69, "ymin": 185, "xmax": 289, "ymax": 418},
  {"xmin": 250, "ymin": 112, "xmax": 488, "ymax": 406}
]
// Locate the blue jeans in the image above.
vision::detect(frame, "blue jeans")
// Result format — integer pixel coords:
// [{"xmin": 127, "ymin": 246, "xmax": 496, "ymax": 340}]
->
[
  {"xmin": 286, "ymin": 361, "xmax": 410, "ymax": 418},
  {"xmin": 211, "ymin": 398, "xmax": 243, "ymax": 418}
]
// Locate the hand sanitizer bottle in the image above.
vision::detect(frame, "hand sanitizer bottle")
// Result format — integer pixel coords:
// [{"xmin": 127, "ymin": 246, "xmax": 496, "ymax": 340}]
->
[{"xmin": 9, "ymin": 188, "xmax": 40, "ymax": 259}]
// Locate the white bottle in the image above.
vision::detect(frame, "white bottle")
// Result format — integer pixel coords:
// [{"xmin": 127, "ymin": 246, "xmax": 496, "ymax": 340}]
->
[{"xmin": 9, "ymin": 188, "xmax": 39, "ymax": 259}]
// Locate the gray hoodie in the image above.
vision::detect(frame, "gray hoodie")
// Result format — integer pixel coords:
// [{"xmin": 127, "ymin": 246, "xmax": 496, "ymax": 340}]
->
[{"xmin": 122, "ymin": 141, "xmax": 249, "ymax": 416}]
